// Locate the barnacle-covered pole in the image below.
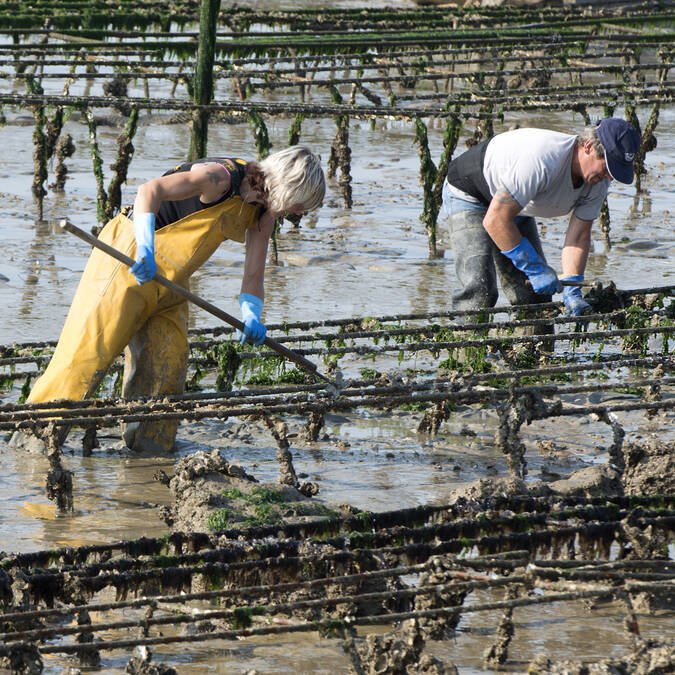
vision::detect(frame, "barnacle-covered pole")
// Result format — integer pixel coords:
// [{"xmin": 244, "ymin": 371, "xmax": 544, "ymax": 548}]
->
[
  {"xmin": 27, "ymin": 78, "xmax": 47, "ymax": 220},
  {"xmin": 105, "ymin": 108, "xmax": 140, "ymax": 221},
  {"xmin": 85, "ymin": 108, "xmax": 108, "ymax": 225},
  {"xmin": 189, "ymin": 0, "xmax": 221, "ymax": 161},
  {"xmin": 288, "ymin": 113, "xmax": 304, "ymax": 146},
  {"xmin": 325, "ymin": 85, "xmax": 352, "ymax": 209},
  {"xmin": 248, "ymin": 111, "xmax": 270, "ymax": 160},
  {"xmin": 598, "ymin": 104, "xmax": 616, "ymax": 247},
  {"xmin": 414, "ymin": 118, "xmax": 440, "ymax": 258},
  {"xmin": 30, "ymin": 103, "xmax": 47, "ymax": 221},
  {"xmin": 332, "ymin": 115, "xmax": 352, "ymax": 208},
  {"xmin": 433, "ymin": 106, "xmax": 462, "ymax": 206}
]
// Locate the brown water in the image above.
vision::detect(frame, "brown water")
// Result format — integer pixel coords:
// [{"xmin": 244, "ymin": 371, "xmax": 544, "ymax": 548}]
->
[{"xmin": 0, "ymin": 4, "xmax": 673, "ymax": 671}]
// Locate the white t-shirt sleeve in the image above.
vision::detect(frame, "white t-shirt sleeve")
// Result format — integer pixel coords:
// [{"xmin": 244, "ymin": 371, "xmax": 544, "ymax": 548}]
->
[{"xmin": 497, "ymin": 155, "xmax": 550, "ymax": 210}]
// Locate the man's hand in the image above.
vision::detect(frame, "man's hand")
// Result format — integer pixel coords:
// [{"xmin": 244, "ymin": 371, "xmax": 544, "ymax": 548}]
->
[
  {"xmin": 129, "ymin": 213, "xmax": 157, "ymax": 284},
  {"xmin": 237, "ymin": 293, "xmax": 266, "ymax": 346},
  {"xmin": 563, "ymin": 275, "xmax": 592, "ymax": 316},
  {"xmin": 501, "ymin": 237, "xmax": 563, "ymax": 295}
]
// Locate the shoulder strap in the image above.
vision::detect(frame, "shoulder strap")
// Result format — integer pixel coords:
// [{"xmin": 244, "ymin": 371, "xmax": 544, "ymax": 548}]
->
[
  {"xmin": 163, "ymin": 157, "xmax": 248, "ymax": 198},
  {"xmin": 219, "ymin": 158, "xmax": 247, "ymax": 197},
  {"xmin": 445, "ymin": 140, "xmax": 492, "ymax": 206}
]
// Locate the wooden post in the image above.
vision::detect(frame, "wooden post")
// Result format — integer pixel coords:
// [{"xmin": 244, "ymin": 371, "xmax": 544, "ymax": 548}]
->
[{"xmin": 189, "ymin": 0, "xmax": 221, "ymax": 161}]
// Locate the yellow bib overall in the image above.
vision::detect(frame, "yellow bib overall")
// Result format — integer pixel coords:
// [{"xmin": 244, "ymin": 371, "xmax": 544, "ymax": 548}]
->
[{"xmin": 27, "ymin": 196, "xmax": 261, "ymax": 452}]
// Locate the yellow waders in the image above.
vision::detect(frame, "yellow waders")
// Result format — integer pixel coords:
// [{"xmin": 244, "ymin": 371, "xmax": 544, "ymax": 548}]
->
[{"xmin": 27, "ymin": 197, "xmax": 261, "ymax": 452}]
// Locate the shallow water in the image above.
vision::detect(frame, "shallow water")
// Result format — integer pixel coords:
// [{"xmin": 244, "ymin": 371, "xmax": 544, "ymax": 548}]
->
[{"xmin": 0, "ymin": 5, "xmax": 673, "ymax": 671}]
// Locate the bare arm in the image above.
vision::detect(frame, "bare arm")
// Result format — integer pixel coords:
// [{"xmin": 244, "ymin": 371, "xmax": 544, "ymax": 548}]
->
[
  {"xmin": 482, "ymin": 187, "xmax": 524, "ymax": 250},
  {"xmin": 133, "ymin": 162, "xmax": 231, "ymax": 215},
  {"xmin": 240, "ymin": 212, "xmax": 275, "ymax": 300},
  {"xmin": 561, "ymin": 214, "xmax": 593, "ymax": 276}
]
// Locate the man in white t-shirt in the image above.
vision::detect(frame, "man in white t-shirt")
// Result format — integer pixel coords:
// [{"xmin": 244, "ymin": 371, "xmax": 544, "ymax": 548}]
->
[{"xmin": 441, "ymin": 118, "xmax": 640, "ymax": 316}]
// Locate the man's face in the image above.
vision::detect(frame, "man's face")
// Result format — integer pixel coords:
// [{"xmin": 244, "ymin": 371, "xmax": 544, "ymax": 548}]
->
[{"xmin": 580, "ymin": 141, "xmax": 612, "ymax": 185}]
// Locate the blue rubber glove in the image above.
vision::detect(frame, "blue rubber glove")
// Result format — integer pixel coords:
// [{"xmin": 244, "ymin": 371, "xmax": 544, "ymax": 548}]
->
[
  {"xmin": 501, "ymin": 237, "xmax": 563, "ymax": 295},
  {"xmin": 237, "ymin": 293, "xmax": 267, "ymax": 346},
  {"xmin": 129, "ymin": 212, "xmax": 157, "ymax": 284},
  {"xmin": 562, "ymin": 274, "xmax": 592, "ymax": 317}
]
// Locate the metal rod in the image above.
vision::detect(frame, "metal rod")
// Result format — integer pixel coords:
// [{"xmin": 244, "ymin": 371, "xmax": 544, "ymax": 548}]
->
[
  {"xmin": 560, "ymin": 279, "xmax": 592, "ymax": 287},
  {"xmin": 58, "ymin": 219, "xmax": 331, "ymax": 384}
]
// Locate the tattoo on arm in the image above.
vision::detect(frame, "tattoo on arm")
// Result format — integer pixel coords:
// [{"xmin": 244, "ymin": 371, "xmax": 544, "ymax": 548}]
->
[
  {"xmin": 494, "ymin": 187, "xmax": 519, "ymax": 206},
  {"xmin": 206, "ymin": 168, "xmax": 225, "ymax": 186}
]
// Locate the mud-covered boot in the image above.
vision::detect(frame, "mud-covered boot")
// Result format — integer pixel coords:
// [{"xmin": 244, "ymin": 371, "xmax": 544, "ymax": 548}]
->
[
  {"xmin": 121, "ymin": 305, "xmax": 189, "ymax": 454},
  {"xmin": 123, "ymin": 420, "xmax": 179, "ymax": 454},
  {"xmin": 446, "ymin": 208, "xmax": 499, "ymax": 311}
]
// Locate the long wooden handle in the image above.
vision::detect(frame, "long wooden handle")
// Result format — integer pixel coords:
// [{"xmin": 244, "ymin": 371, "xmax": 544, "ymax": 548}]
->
[{"xmin": 59, "ymin": 219, "xmax": 331, "ymax": 384}]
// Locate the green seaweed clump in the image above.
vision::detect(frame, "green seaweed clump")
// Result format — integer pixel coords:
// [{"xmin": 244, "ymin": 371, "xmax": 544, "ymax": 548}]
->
[{"xmin": 212, "ymin": 343, "xmax": 242, "ymax": 391}]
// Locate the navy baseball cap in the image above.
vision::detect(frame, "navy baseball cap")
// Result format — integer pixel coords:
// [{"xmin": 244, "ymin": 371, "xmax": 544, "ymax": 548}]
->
[{"xmin": 595, "ymin": 118, "xmax": 640, "ymax": 184}]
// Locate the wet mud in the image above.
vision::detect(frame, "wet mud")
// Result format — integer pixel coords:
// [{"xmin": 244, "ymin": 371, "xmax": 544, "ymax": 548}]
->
[{"xmin": 155, "ymin": 409, "xmax": 674, "ymax": 542}]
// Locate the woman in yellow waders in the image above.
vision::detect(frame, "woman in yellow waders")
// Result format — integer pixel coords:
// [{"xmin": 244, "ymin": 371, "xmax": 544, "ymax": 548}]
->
[{"xmin": 12, "ymin": 145, "xmax": 326, "ymax": 453}]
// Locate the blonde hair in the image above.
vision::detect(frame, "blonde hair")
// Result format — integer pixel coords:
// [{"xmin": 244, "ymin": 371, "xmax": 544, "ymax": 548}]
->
[
  {"xmin": 577, "ymin": 125, "xmax": 604, "ymax": 158},
  {"xmin": 260, "ymin": 145, "xmax": 325, "ymax": 214}
]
